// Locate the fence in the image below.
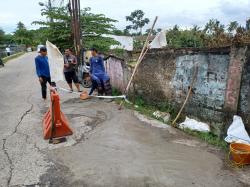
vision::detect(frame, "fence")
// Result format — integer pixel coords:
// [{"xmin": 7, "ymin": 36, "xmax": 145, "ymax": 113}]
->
[{"xmin": 0, "ymin": 44, "xmax": 26, "ymax": 58}]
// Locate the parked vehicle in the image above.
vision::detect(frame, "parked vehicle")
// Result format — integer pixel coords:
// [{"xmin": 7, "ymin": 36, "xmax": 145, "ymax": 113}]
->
[
  {"xmin": 77, "ymin": 49, "xmax": 92, "ymax": 88},
  {"xmin": 37, "ymin": 45, "xmax": 45, "ymax": 52},
  {"xmin": 27, "ymin": 47, "xmax": 32, "ymax": 52},
  {"xmin": 78, "ymin": 62, "xmax": 92, "ymax": 88}
]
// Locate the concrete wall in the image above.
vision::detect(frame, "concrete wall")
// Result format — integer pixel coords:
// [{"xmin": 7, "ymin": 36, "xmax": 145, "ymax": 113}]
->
[
  {"xmin": 172, "ymin": 54, "xmax": 230, "ymax": 133},
  {"xmin": 239, "ymin": 47, "xmax": 250, "ymax": 133},
  {"xmin": 132, "ymin": 49, "xmax": 233, "ymax": 135},
  {"xmin": 106, "ymin": 47, "xmax": 250, "ymax": 135}
]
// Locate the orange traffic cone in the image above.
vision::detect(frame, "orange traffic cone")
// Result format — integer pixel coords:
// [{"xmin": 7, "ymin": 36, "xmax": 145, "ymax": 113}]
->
[{"xmin": 43, "ymin": 90, "xmax": 73, "ymax": 140}]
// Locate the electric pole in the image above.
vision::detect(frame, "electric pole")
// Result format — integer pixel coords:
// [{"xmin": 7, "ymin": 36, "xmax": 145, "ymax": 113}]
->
[{"xmin": 68, "ymin": 0, "xmax": 82, "ymax": 64}]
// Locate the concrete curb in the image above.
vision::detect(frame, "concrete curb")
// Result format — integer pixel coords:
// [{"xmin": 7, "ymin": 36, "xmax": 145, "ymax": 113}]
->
[
  {"xmin": 133, "ymin": 111, "xmax": 177, "ymax": 134},
  {"xmin": 3, "ymin": 52, "xmax": 26, "ymax": 63}
]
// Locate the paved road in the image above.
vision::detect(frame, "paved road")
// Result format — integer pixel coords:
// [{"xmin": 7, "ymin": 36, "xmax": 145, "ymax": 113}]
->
[{"xmin": 0, "ymin": 52, "xmax": 249, "ymax": 187}]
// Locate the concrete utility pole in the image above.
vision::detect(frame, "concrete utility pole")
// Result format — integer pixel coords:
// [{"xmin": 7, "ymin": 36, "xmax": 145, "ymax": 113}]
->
[{"xmin": 68, "ymin": 0, "xmax": 82, "ymax": 64}]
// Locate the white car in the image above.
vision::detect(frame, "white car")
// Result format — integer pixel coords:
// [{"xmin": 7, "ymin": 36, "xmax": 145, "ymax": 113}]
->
[
  {"xmin": 37, "ymin": 45, "xmax": 45, "ymax": 52},
  {"xmin": 27, "ymin": 47, "xmax": 32, "ymax": 52}
]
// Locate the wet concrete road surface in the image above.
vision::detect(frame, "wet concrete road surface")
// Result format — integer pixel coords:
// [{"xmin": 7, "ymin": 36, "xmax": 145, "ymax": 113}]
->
[{"xmin": 0, "ymin": 53, "xmax": 249, "ymax": 187}]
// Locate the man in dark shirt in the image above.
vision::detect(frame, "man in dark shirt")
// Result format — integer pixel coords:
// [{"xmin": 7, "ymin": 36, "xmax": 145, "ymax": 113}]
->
[
  {"xmin": 64, "ymin": 49, "xmax": 81, "ymax": 92},
  {"xmin": 35, "ymin": 47, "xmax": 51, "ymax": 100}
]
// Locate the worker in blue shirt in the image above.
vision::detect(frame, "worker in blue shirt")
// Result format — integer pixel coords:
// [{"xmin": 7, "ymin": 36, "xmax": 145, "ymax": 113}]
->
[
  {"xmin": 35, "ymin": 47, "xmax": 51, "ymax": 100},
  {"xmin": 89, "ymin": 48, "xmax": 110, "ymax": 95}
]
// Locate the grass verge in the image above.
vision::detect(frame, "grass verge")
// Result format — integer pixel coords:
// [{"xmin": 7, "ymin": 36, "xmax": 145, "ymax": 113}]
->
[
  {"xmin": 2, "ymin": 52, "xmax": 26, "ymax": 63},
  {"xmin": 183, "ymin": 128, "xmax": 228, "ymax": 150}
]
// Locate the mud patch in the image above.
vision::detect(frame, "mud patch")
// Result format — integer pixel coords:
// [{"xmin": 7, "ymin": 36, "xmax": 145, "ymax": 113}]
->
[
  {"xmin": 39, "ymin": 161, "xmax": 87, "ymax": 187},
  {"xmin": 68, "ymin": 111, "xmax": 107, "ymax": 144},
  {"xmin": 40, "ymin": 162, "xmax": 164, "ymax": 187}
]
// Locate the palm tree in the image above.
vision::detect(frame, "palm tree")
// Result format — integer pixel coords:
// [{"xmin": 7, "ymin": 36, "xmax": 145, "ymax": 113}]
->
[
  {"xmin": 228, "ymin": 21, "xmax": 239, "ymax": 35},
  {"xmin": 204, "ymin": 19, "xmax": 224, "ymax": 35}
]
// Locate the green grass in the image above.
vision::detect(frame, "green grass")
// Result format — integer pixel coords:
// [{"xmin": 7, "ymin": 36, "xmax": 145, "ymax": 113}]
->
[
  {"xmin": 118, "ymin": 95, "xmax": 228, "ymax": 150},
  {"xmin": 118, "ymin": 95, "xmax": 176, "ymax": 123},
  {"xmin": 2, "ymin": 52, "xmax": 26, "ymax": 63},
  {"xmin": 112, "ymin": 88, "xmax": 122, "ymax": 96},
  {"xmin": 128, "ymin": 61, "xmax": 137, "ymax": 67},
  {"xmin": 183, "ymin": 128, "xmax": 228, "ymax": 150},
  {"xmin": 133, "ymin": 96, "xmax": 176, "ymax": 121},
  {"xmin": 110, "ymin": 48, "xmax": 125, "ymax": 57}
]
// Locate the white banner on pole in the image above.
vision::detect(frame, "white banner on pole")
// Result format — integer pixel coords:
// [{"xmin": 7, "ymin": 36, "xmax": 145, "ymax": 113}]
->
[
  {"xmin": 46, "ymin": 40, "xmax": 64, "ymax": 82},
  {"xmin": 149, "ymin": 30, "xmax": 167, "ymax": 49}
]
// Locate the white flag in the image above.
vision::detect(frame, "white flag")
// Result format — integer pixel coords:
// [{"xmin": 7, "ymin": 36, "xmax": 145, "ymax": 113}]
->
[
  {"xmin": 46, "ymin": 40, "xmax": 64, "ymax": 82},
  {"xmin": 149, "ymin": 30, "xmax": 167, "ymax": 49}
]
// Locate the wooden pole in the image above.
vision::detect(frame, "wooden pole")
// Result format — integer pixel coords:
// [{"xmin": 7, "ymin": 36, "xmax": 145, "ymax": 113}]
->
[
  {"xmin": 172, "ymin": 63, "xmax": 198, "ymax": 126},
  {"xmin": 125, "ymin": 16, "xmax": 158, "ymax": 94},
  {"xmin": 118, "ymin": 16, "xmax": 158, "ymax": 109},
  {"xmin": 69, "ymin": 0, "xmax": 81, "ymax": 62}
]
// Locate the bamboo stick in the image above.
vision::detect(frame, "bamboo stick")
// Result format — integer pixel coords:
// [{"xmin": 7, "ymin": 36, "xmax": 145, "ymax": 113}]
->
[
  {"xmin": 125, "ymin": 16, "xmax": 158, "ymax": 94},
  {"xmin": 172, "ymin": 64, "xmax": 198, "ymax": 126},
  {"xmin": 118, "ymin": 16, "xmax": 158, "ymax": 109}
]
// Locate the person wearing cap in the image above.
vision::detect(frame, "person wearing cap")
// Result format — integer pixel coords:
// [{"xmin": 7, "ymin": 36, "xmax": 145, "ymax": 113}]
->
[
  {"xmin": 35, "ymin": 47, "xmax": 51, "ymax": 100},
  {"xmin": 89, "ymin": 48, "xmax": 112, "ymax": 96},
  {"xmin": 63, "ymin": 48, "xmax": 81, "ymax": 92}
]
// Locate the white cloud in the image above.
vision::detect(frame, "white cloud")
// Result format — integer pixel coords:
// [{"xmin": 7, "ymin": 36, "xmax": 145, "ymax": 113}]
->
[
  {"xmin": 0, "ymin": 0, "xmax": 250, "ymax": 33},
  {"xmin": 0, "ymin": 0, "xmax": 43, "ymax": 32},
  {"xmin": 217, "ymin": 0, "xmax": 250, "ymax": 25}
]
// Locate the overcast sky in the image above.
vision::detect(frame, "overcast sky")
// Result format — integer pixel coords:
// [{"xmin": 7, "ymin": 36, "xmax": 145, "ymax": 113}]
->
[{"xmin": 0, "ymin": 0, "xmax": 250, "ymax": 33}]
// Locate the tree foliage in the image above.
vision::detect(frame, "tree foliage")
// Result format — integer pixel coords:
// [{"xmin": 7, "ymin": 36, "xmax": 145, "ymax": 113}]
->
[
  {"xmin": 126, "ymin": 10, "xmax": 149, "ymax": 35},
  {"xmin": 0, "ymin": 28, "xmax": 15, "ymax": 45},
  {"xmin": 166, "ymin": 25, "xmax": 204, "ymax": 48},
  {"xmin": 33, "ymin": 7, "xmax": 72, "ymax": 50},
  {"xmin": 33, "ymin": 6, "xmax": 119, "ymax": 52},
  {"xmin": 13, "ymin": 22, "xmax": 34, "ymax": 46},
  {"xmin": 166, "ymin": 19, "xmax": 250, "ymax": 48},
  {"xmin": 81, "ymin": 7, "xmax": 119, "ymax": 51},
  {"xmin": 0, "ymin": 29, "xmax": 5, "ymax": 44}
]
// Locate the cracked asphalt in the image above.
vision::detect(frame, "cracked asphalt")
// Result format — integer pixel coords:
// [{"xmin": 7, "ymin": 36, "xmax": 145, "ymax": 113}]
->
[{"xmin": 0, "ymin": 52, "xmax": 249, "ymax": 187}]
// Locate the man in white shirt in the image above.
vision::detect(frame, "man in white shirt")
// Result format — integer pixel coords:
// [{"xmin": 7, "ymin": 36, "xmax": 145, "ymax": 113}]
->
[{"xmin": 6, "ymin": 47, "xmax": 11, "ymax": 56}]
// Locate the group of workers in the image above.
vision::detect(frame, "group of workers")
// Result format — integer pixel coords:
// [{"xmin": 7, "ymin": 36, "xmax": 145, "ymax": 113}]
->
[{"xmin": 34, "ymin": 46, "xmax": 111, "ymax": 100}]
